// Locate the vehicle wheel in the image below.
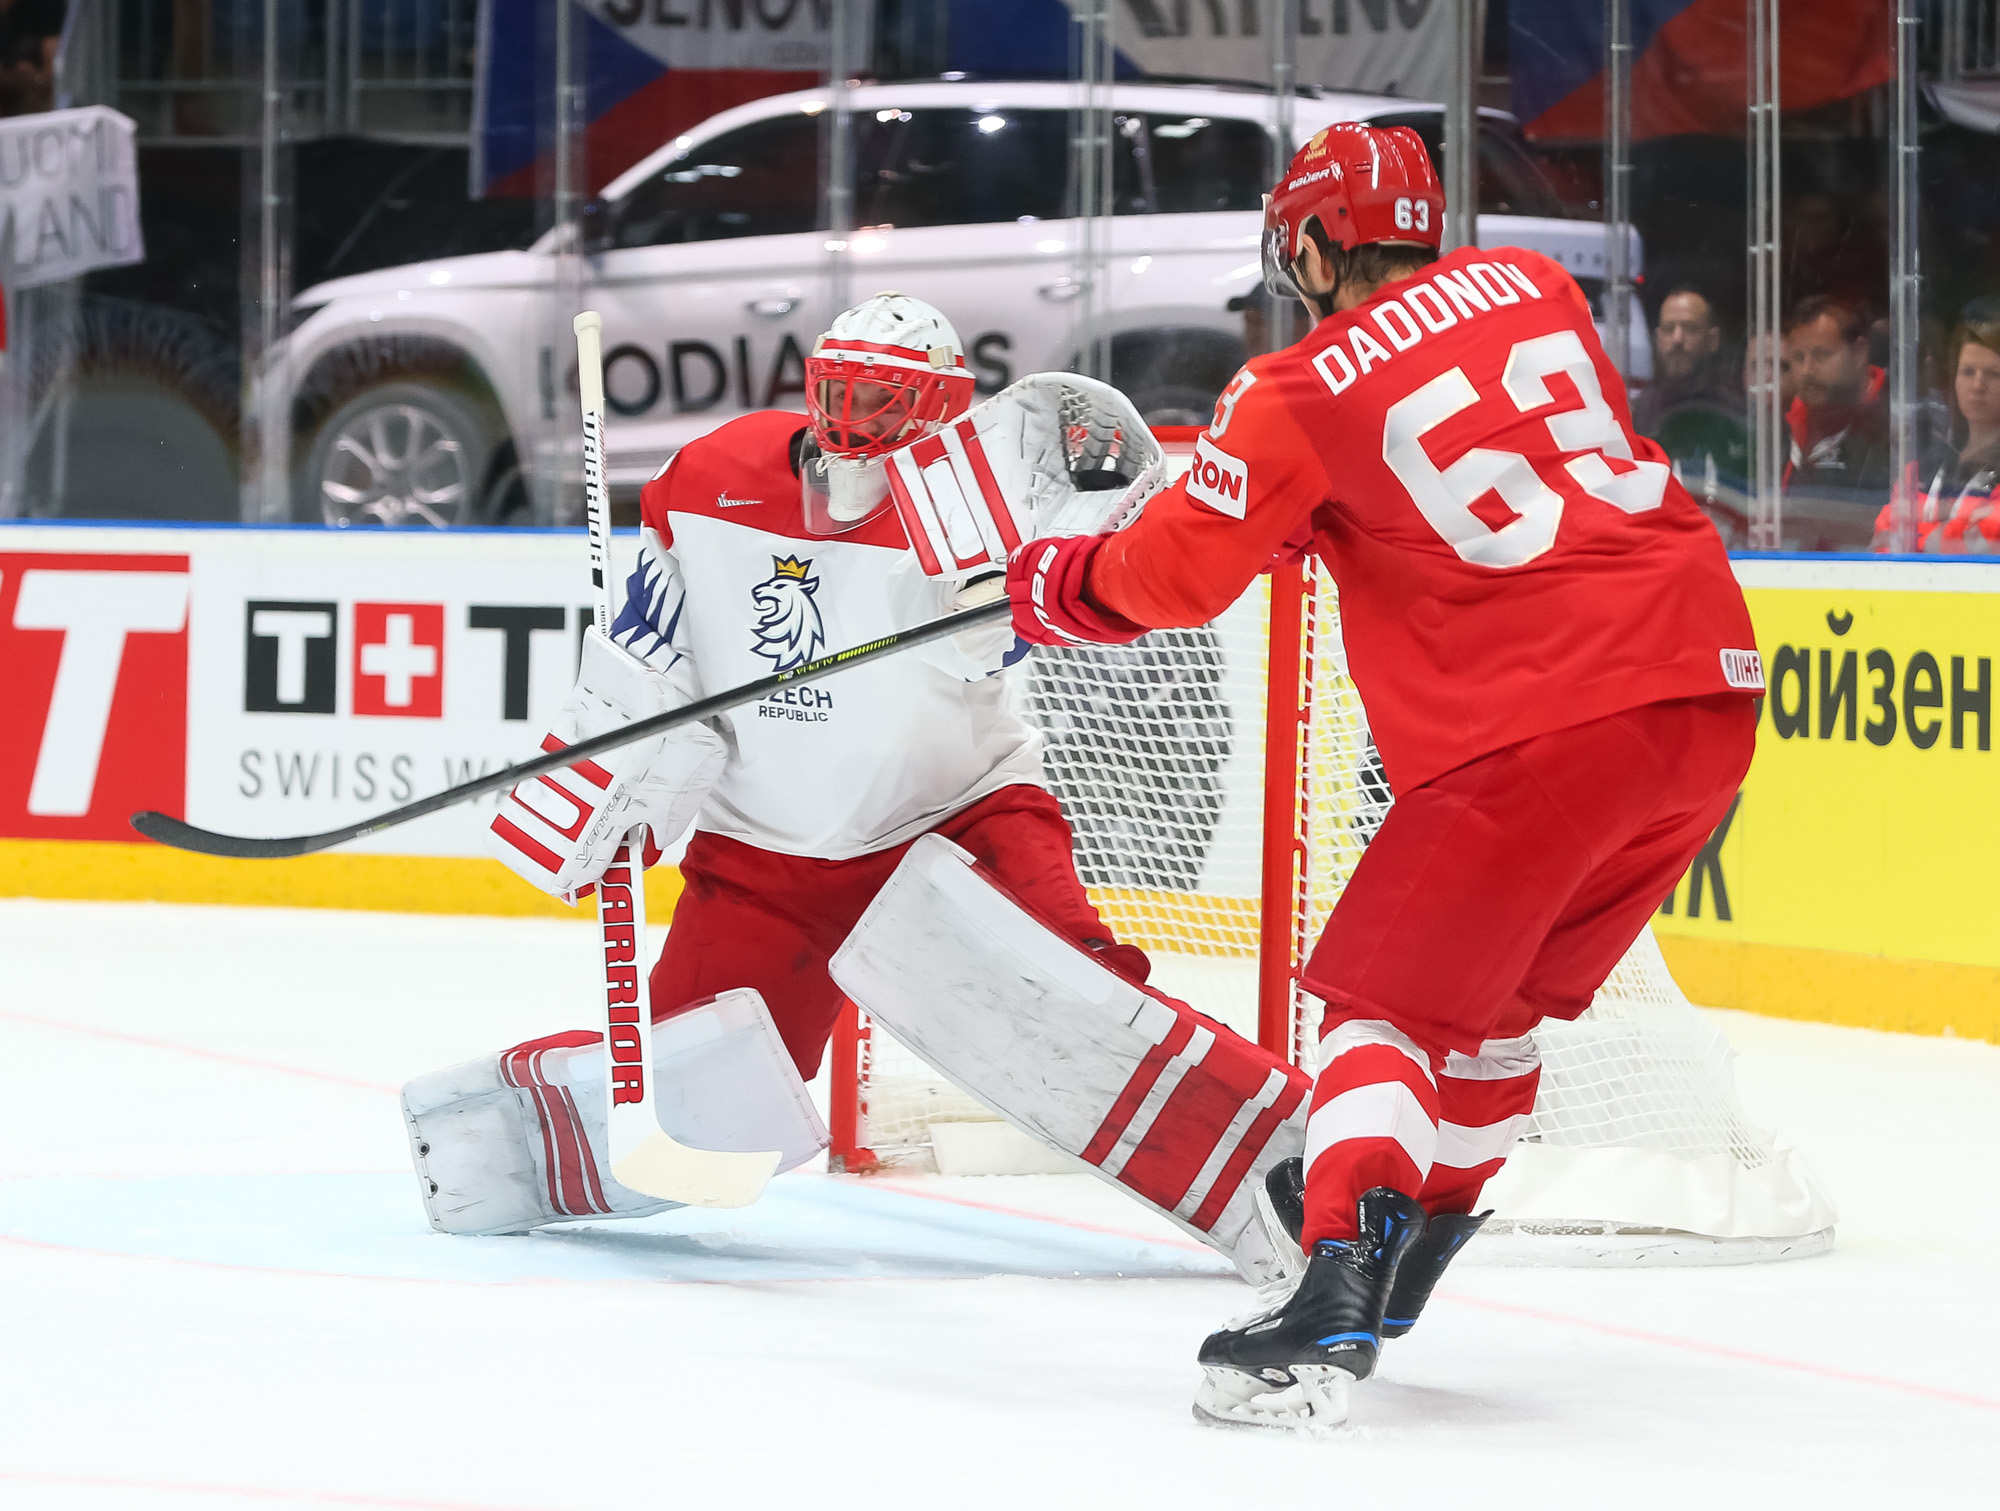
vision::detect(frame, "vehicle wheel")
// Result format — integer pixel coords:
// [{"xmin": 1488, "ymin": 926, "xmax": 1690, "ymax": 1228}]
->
[
  {"xmin": 1128, "ymin": 384, "xmax": 1219, "ymax": 430},
  {"xmin": 300, "ymin": 383, "xmax": 499, "ymax": 527}
]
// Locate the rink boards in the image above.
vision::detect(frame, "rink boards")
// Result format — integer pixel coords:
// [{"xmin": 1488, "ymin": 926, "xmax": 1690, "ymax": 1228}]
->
[{"xmin": 0, "ymin": 523, "xmax": 1995, "ymax": 1041}]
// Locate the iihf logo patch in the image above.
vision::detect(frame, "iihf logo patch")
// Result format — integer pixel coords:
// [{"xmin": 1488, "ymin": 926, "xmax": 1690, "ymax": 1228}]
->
[{"xmin": 750, "ymin": 555, "xmax": 826, "ymax": 672}]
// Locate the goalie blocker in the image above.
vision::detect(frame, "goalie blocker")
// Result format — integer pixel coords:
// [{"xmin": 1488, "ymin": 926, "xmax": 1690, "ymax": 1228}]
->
[
  {"xmin": 884, "ymin": 373, "xmax": 1166, "ymax": 582},
  {"xmin": 403, "ymin": 988, "xmax": 827, "ymax": 1235},
  {"xmin": 830, "ymin": 834, "xmax": 1310, "ymax": 1285}
]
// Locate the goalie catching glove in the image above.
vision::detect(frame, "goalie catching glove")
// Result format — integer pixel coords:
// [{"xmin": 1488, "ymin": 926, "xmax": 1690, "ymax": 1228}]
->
[
  {"xmin": 884, "ymin": 372, "xmax": 1165, "ymax": 580},
  {"xmin": 489, "ymin": 627, "xmax": 726, "ymax": 902}
]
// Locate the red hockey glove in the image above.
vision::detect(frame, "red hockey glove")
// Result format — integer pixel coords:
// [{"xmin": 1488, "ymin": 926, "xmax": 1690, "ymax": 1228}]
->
[{"xmin": 1006, "ymin": 534, "xmax": 1149, "ymax": 647}]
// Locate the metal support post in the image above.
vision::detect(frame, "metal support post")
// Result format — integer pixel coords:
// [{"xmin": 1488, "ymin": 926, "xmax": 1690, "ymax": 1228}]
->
[
  {"xmin": 1445, "ymin": 0, "xmax": 1479, "ymax": 254},
  {"xmin": 1266, "ymin": 0, "xmax": 1303, "ymax": 349},
  {"xmin": 1603, "ymin": 0, "xmax": 1633, "ymax": 377},
  {"xmin": 825, "ymin": 0, "xmax": 859, "ymax": 322},
  {"xmin": 1887, "ymin": 0, "xmax": 1923, "ymax": 554},
  {"xmin": 244, "ymin": 0, "xmax": 293, "ymax": 522},
  {"xmin": 545, "ymin": 0, "xmax": 584, "ymax": 526},
  {"xmin": 1071, "ymin": 0, "xmax": 1114, "ymax": 382},
  {"xmin": 1745, "ymin": 0, "xmax": 1784, "ymax": 550}
]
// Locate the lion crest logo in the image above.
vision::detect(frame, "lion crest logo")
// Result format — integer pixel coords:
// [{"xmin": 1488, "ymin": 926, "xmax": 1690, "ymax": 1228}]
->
[{"xmin": 749, "ymin": 554, "xmax": 826, "ymax": 672}]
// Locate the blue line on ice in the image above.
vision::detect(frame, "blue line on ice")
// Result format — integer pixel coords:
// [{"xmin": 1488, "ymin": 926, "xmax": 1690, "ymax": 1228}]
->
[{"xmin": 0, "ymin": 1170, "xmax": 1236, "ymax": 1284}]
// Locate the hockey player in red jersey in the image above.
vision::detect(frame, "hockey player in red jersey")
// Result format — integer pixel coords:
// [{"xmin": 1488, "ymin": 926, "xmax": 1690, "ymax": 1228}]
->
[
  {"xmin": 401, "ymin": 294, "xmax": 1309, "ymax": 1283},
  {"xmin": 1003, "ymin": 125, "xmax": 1764, "ymax": 1431}
]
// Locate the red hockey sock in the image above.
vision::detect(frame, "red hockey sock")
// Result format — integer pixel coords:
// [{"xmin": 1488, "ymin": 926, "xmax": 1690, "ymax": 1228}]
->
[
  {"xmin": 1302, "ymin": 1019, "xmax": 1441, "ymax": 1245},
  {"xmin": 1418, "ymin": 1033, "xmax": 1541, "ymax": 1217}
]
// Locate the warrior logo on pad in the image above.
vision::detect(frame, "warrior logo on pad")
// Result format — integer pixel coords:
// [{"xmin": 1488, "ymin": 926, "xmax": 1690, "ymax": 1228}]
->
[
  {"xmin": 1187, "ymin": 436, "xmax": 1250, "ymax": 520},
  {"xmin": 750, "ymin": 555, "xmax": 826, "ymax": 672}
]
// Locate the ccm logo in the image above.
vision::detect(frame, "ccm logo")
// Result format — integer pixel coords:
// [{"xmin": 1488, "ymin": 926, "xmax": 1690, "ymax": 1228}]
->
[{"xmin": 1187, "ymin": 435, "xmax": 1249, "ymax": 520}]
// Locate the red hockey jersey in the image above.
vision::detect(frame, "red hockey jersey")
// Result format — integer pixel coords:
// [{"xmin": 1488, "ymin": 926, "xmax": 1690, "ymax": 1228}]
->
[{"xmin": 1089, "ymin": 246, "xmax": 1762, "ymax": 794}]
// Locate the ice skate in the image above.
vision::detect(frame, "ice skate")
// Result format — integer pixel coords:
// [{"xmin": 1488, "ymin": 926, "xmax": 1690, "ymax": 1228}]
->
[
  {"xmin": 1193, "ymin": 1186, "xmax": 1425, "ymax": 1435},
  {"xmin": 1253, "ymin": 1156, "xmax": 1487, "ymax": 1341},
  {"xmin": 1382, "ymin": 1211, "xmax": 1488, "ymax": 1337}
]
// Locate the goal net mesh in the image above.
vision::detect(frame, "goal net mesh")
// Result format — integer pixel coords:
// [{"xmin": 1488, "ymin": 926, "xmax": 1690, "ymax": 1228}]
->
[{"xmin": 851, "ymin": 569, "xmax": 1816, "ymax": 1244}]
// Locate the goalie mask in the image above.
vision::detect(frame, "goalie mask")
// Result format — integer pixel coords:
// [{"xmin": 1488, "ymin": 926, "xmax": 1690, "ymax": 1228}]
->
[{"xmin": 802, "ymin": 292, "xmax": 976, "ymax": 535}]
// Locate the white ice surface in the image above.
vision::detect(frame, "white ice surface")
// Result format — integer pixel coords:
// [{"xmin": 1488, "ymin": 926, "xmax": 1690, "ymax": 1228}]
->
[{"xmin": 1, "ymin": 899, "xmax": 1996, "ymax": 1509}]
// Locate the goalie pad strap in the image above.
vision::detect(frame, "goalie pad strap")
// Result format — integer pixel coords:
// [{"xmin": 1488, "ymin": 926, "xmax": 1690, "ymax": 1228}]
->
[
  {"xmin": 403, "ymin": 988, "xmax": 828, "ymax": 1236},
  {"xmin": 830, "ymin": 834, "xmax": 1308, "ymax": 1281},
  {"xmin": 502, "ymin": 1030, "xmax": 614, "ymax": 1218}
]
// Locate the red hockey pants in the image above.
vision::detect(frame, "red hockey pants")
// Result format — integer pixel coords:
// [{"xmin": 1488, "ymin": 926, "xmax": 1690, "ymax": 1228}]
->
[{"xmin": 1296, "ymin": 694, "xmax": 1756, "ymax": 1244}]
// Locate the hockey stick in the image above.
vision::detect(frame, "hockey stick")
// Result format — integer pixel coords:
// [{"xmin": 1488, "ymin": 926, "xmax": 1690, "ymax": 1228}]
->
[
  {"xmin": 129, "ymin": 590, "xmax": 1009, "ymax": 859},
  {"xmin": 572, "ymin": 310, "xmax": 776, "ymax": 1209}
]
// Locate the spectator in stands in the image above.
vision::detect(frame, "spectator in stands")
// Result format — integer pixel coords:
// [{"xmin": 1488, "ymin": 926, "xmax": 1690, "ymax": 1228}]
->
[
  {"xmin": 0, "ymin": 0, "xmax": 64, "ymax": 117},
  {"xmin": 1742, "ymin": 328, "xmax": 1797, "ymax": 412},
  {"xmin": 1633, "ymin": 287, "xmax": 1735, "ymax": 429},
  {"xmin": 1873, "ymin": 305, "xmax": 2000, "ymax": 553},
  {"xmin": 1632, "ymin": 286, "xmax": 1748, "ymax": 537},
  {"xmin": 1782, "ymin": 295, "xmax": 1893, "ymax": 547}
]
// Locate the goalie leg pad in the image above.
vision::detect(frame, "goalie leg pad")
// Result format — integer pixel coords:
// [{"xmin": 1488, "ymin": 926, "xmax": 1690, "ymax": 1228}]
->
[
  {"xmin": 829, "ymin": 833, "xmax": 1309, "ymax": 1284},
  {"xmin": 403, "ymin": 987, "xmax": 829, "ymax": 1236}
]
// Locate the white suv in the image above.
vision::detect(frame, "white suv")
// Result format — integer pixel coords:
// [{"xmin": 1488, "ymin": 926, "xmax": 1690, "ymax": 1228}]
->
[{"xmin": 276, "ymin": 79, "xmax": 1641, "ymax": 526}]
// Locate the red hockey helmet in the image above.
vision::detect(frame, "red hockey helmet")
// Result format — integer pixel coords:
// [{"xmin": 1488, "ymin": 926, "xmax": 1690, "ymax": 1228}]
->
[{"xmin": 1262, "ymin": 123, "xmax": 1444, "ymax": 301}]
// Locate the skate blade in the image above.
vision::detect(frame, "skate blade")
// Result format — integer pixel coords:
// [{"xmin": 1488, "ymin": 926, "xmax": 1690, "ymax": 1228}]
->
[{"xmin": 1192, "ymin": 1365, "xmax": 1352, "ymax": 1437}]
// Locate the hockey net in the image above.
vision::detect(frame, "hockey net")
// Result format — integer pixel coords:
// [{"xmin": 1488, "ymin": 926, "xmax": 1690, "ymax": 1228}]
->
[{"xmin": 831, "ymin": 479, "xmax": 1835, "ymax": 1264}]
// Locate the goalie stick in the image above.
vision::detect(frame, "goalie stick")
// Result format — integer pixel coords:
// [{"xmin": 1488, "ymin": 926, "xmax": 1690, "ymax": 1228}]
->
[
  {"xmin": 129, "ymin": 597, "xmax": 1009, "ymax": 858},
  {"xmin": 573, "ymin": 309, "xmax": 775, "ymax": 1209}
]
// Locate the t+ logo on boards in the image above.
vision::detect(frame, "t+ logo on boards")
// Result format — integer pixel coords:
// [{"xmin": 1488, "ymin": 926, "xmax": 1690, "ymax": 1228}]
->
[{"xmin": 243, "ymin": 600, "xmax": 585, "ymax": 720}]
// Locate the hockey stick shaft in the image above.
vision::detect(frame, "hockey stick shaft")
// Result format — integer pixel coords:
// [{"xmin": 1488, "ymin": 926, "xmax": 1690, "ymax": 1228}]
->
[
  {"xmin": 130, "ymin": 593, "xmax": 1012, "ymax": 859},
  {"xmin": 576, "ymin": 311, "xmax": 616, "ymax": 638},
  {"xmin": 572, "ymin": 315, "xmax": 773, "ymax": 1205}
]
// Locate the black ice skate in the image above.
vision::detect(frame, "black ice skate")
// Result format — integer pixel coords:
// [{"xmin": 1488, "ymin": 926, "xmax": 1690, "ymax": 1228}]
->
[
  {"xmin": 1193, "ymin": 1186, "xmax": 1425, "ymax": 1434},
  {"xmin": 1381, "ymin": 1211, "xmax": 1489, "ymax": 1337},
  {"xmin": 1256, "ymin": 1157, "xmax": 1489, "ymax": 1341}
]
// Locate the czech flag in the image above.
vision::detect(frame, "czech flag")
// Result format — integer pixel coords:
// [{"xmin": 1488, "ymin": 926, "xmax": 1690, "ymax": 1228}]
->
[
  {"xmin": 1512, "ymin": 0, "xmax": 1895, "ymax": 141},
  {"xmin": 473, "ymin": 0, "xmax": 822, "ymax": 199}
]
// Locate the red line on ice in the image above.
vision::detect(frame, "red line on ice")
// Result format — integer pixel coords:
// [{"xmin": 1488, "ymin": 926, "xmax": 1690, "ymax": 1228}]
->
[
  {"xmin": 1443, "ymin": 1292, "xmax": 2000, "ymax": 1412},
  {"xmin": 0, "ymin": 1009, "xmax": 397, "ymax": 1093}
]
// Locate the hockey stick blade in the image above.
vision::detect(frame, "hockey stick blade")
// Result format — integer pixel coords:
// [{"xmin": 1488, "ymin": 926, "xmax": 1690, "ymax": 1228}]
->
[
  {"xmin": 129, "ymin": 597, "xmax": 1014, "ymax": 859},
  {"xmin": 612, "ymin": 1132, "xmax": 780, "ymax": 1209}
]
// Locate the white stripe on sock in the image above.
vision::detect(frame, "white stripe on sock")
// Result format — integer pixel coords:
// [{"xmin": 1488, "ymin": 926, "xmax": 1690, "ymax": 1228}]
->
[
  {"xmin": 1303, "ymin": 1080, "xmax": 1437, "ymax": 1179},
  {"xmin": 1321, "ymin": 1018, "xmax": 1435, "ymax": 1081},
  {"xmin": 1433, "ymin": 1113, "xmax": 1531, "ymax": 1170}
]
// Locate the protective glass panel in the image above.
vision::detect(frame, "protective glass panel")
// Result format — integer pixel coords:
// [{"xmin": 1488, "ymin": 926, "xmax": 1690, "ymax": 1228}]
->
[
  {"xmin": 1137, "ymin": 114, "xmax": 1268, "ymax": 215},
  {"xmin": 610, "ymin": 116, "xmax": 825, "ymax": 247},
  {"xmin": 853, "ymin": 107, "xmax": 1077, "ymax": 228}
]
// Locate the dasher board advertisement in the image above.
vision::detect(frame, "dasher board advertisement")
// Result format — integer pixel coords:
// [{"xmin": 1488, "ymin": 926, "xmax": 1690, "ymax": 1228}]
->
[
  {"xmin": 0, "ymin": 522, "xmax": 1268, "ymax": 891},
  {"xmin": 1651, "ymin": 556, "xmax": 2000, "ymax": 981},
  {"xmin": 0, "ymin": 525, "xmax": 596, "ymax": 857}
]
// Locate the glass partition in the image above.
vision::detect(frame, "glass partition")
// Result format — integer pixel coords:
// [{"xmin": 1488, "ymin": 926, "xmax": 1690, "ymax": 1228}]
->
[
  {"xmin": 2, "ymin": 0, "xmax": 1993, "ymax": 550},
  {"xmin": 1505, "ymin": 0, "xmax": 1995, "ymax": 554}
]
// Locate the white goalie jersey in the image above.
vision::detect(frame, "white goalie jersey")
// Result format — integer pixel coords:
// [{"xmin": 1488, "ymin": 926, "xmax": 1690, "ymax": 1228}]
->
[{"xmin": 613, "ymin": 409, "xmax": 1043, "ymax": 861}]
